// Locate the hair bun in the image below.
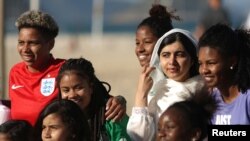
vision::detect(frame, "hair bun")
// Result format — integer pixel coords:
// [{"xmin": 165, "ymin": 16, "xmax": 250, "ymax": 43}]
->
[{"xmin": 149, "ymin": 4, "xmax": 168, "ymax": 19}]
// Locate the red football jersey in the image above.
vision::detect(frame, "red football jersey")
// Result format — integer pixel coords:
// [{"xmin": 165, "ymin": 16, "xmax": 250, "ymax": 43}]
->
[{"xmin": 9, "ymin": 56, "xmax": 65, "ymax": 125}]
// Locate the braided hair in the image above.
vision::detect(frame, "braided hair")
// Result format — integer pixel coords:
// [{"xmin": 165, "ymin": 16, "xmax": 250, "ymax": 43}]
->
[{"xmin": 56, "ymin": 58, "xmax": 111, "ymax": 141}]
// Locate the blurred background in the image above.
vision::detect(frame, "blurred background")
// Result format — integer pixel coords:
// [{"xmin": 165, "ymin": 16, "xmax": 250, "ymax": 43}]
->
[{"xmin": 1, "ymin": 0, "xmax": 250, "ymax": 115}]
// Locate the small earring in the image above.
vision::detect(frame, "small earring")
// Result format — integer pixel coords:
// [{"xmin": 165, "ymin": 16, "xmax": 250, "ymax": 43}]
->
[{"xmin": 230, "ymin": 66, "xmax": 233, "ymax": 70}]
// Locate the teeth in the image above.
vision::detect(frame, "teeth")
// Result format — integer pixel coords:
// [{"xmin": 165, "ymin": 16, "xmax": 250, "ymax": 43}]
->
[
  {"xmin": 71, "ymin": 99, "xmax": 80, "ymax": 104},
  {"xmin": 74, "ymin": 99, "xmax": 80, "ymax": 103},
  {"xmin": 204, "ymin": 77, "xmax": 212, "ymax": 81},
  {"xmin": 139, "ymin": 55, "xmax": 147, "ymax": 60},
  {"xmin": 23, "ymin": 55, "xmax": 33, "ymax": 60}
]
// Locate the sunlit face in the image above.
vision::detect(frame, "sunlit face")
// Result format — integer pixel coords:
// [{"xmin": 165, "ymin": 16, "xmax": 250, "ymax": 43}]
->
[
  {"xmin": 159, "ymin": 41, "xmax": 192, "ymax": 82},
  {"xmin": 0, "ymin": 133, "xmax": 11, "ymax": 141},
  {"xmin": 209, "ymin": 0, "xmax": 221, "ymax": 9},
  {"xmin": 157, "ymin": 108, "xmax": 192, "ymax": 141},
  {"xmin": 135, "ymin": 25, "xmax": 158, "ymax": 67},
  {"xmin": 42, "ymin": 113, "xmax": 70, "ymax": 141},
  {"xmin": 17, "ymin": 28, "xmax": 53, "ymax": 72},
  {"xmin": 198, "ymin": 47, "xmax": 231, "ymax": 88},
  {"xmin": 59, "ymin": 72, "xmax": 92, "ymax": 111}
]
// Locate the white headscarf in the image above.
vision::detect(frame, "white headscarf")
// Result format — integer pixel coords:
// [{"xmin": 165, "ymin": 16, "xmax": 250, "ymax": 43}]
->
[{"xmin": 149, "ymin": 28, "xmax": 198, "ymax": 84}]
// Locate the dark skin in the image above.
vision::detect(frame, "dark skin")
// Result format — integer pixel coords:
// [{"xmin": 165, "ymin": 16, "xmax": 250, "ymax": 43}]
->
[
  {"xmin": 157, "ymin": 107, "xmax": 199, "ymax": 141},
  {"xmin": 135, "ymin": 25, "xmax": 158, "ymax": 67},
  {"xmin": 198, "ymin": 47, "xmax": 239, "ymax": 103},
  {"xmin": 0, "ymin": 133, "xmax": 11, "ymax": 141},
  {"xmin": 59, "ymin": 72, "xmax": 126, "ymax": 121},
  {"xmin": 19, "ymin": 27, "xmax": 125, "ymax": 122},
  {"xmin": 18, "ymin": 28, "xmax": 53, "ymax": 73},
  {"xmin": 105, "ymin": 96, "xmax": 126, "ymax": 121}
]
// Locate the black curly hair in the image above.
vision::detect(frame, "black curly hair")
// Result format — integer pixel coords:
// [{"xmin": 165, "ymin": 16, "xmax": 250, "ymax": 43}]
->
[
  {"xmin": 198, "ymin": 23, "xmax": 250, "ymax": 93},
  {"xmin": 16, "ymin": 10, "xmax": 59, "ymax": 40},
  {"xmin": 159, "ymin": 90, "xmax": 217, "ymax": 141}
]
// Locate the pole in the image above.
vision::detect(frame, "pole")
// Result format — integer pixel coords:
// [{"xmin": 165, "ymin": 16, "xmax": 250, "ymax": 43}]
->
[
  {"xmin": 0, "ymin": 0, "xmax": 5, "ymax": 98},
  {"xmin": 30, "ymin": 0, "xmax": 39, "ymax": 10},
  {"xmin": 91, "ymin": 0, "xmax": 104, "ymax": 46}
]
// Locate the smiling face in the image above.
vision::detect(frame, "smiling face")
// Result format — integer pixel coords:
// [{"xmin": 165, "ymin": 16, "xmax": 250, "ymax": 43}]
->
[
  {"xmin": 159, "ymin": 41, "xmax": 192, "ymax": 82},
  {"xmin": 41, "ymin": 113, "xmax": 70, "ymax": 141},
  {"xmin": 59, "ymin": 72, "xmax": 92, "ymax": 111},
  {"xmin": 17, "ymin": 28, "xmax": 54, "ymax": 72},
  {"xmin": 17, "ymin": 28, "xmax": 53, "ymax": 72},
  {"xmin": 198, "ymin": 47, "xmax": 232, "ymax": 88},
  {"xmin": 135, "ymin": 25, "xmax": 158, "ymax": 67}
]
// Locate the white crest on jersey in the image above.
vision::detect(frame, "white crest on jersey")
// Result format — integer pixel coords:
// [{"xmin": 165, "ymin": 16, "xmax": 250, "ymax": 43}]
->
[{"xmin": 40, "ymin": 78, "xmax": 55, "ymax": 96}]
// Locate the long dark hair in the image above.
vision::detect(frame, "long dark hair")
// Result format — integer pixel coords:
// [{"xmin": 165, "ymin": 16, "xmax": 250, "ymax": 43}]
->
[
  {"xmin": 56, "ymin": 58, "xmax": 111, "ymax": 141},
  {"xmin": 34, "ymin": 99, "xmax": 91, "ymax": 141},
  {"xmin": 198, "ymin": 24, "xmax": 250, "ymax": 93}
]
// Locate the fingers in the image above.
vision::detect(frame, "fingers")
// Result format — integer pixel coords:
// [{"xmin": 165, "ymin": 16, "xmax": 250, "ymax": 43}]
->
[
  {"xmin": 112, "ymin": 109, "xmax": 126, "ymax": 122},
  {"xmin": 146, "ymin": 66, "xmax": 155, "ymax": 76},
  {"xmin": 141, "ymin": 65, "xmax": 155, "ymax": 78},
  {"xmin": 143, "ymin": 67, "xmax": 155, "ymax": 84},
  {"xmin": 141, "ymin": 65, "xmax": 147, "ymax": 73},
  {"xmin": 105, "ymin": 105, "xmax": 126, "ymax": 122},
  {"xmin": 105, "ymin": 97, "xmax": 126, "ymax": 122},
  {"xmin": 137, "ymin": 66, "xmax": 154, "ymax": 94},
  {"xmin": 105, "ymin": 97, "xmax": 112, "ymax": 110}
]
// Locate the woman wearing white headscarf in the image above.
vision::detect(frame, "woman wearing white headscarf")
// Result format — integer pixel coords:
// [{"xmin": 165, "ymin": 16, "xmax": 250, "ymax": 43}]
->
[{"xmin": 127, "ymin": 29, "xmax": 206, "ymax": 141}]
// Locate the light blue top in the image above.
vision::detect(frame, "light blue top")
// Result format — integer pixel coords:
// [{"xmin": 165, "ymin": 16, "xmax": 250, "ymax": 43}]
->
[{"xmin": 211, "ymin": 88, "xmax": 250, "ymax": 125}]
